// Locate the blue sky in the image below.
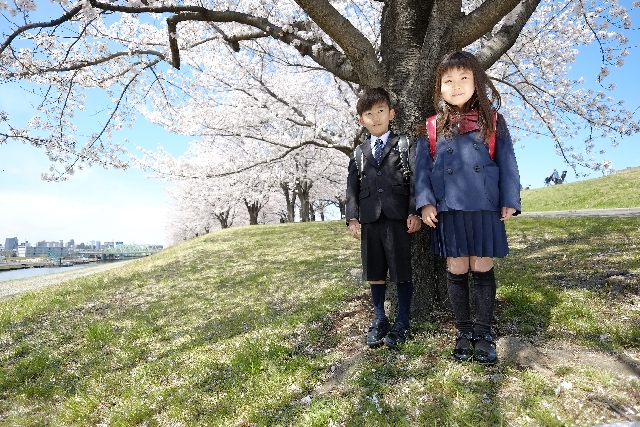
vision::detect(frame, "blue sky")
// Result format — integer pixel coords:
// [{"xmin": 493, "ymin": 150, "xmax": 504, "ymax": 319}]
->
[{"xmin": 1, "ymin": 4, "xmax": 639, "ymax": 247}]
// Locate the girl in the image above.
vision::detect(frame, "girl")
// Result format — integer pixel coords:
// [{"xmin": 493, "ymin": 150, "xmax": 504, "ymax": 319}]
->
[{"xmin": 415, "ymin": 51, "xmax": 521, "ymax": 364}]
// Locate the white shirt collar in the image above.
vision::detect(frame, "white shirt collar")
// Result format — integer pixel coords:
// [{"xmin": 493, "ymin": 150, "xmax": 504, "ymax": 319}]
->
[{"xmin": 370, "ymin": 130, "xmax": 391, "ymax": 149}]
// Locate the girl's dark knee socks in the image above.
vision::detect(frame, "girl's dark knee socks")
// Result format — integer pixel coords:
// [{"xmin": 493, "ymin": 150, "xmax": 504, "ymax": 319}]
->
[
  {"xmin": 472, "ymin": 268, "xmax": 496, "ymax": 335},
  {"xmin": 446, "ymin": 271, "xmax": 473, "ymax": 333}
]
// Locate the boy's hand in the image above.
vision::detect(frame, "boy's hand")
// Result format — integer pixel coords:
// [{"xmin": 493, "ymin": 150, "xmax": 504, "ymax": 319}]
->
[
  {"xmin": 501, "ymin": 207, "xmax": 516, "ymax": 221},
  {"xmin": 348, "ymin": 219, "xmax": 361, "ymax": 239},
  {"xmin": 420, "ymin": 205, "xmax": 438, "ymax": 228},
  {"xmin": 407, "ymin": 215, "xmax": 421, "ymax": 233}
]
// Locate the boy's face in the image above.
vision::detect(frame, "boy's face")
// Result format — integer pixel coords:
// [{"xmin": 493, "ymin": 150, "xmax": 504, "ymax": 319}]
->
[{"xmin": 358, "ymin": 102, "xmax": 395, "ymax": 137}]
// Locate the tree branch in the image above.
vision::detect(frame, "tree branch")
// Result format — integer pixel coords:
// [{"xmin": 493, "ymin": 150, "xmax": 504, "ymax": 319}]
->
[
  {"xmin": 453, "ymin": 0, "xmax": 524, "ymax": 50},
  {"xmin": 7, "ymin": 50, "xmax": 166, "ymax": 78},
  {"xmin": 0, "ymin": 5, "xmax": 83, "ymax": 56},
  {"xmin": 474, "ymin": 0, "xmax": 542, "ymax": 69},
  {"xmin": 292, "ymin": 0, "xmax": 382, "ymax": 86},
  {"xmin": 87, "ymin": 0, "xmax": 360, "ymax": 82}
]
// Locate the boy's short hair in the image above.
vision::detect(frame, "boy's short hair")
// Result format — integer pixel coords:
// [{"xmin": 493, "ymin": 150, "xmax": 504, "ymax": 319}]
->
[{"xmin": 356, "ymin": 87, "xmax": 393, "ymax": 116}]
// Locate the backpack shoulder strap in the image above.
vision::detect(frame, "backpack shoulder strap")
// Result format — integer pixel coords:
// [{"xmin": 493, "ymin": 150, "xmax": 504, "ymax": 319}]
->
[
  {"xmin": 426, "ymin": 115, "xmax": 437, "ymax": 159},
  {"xmin": 354, "ymin": 144, "xmax": 364, "ymax": 181},
  {"xmin": 398, "ymin": 135, "xmax": 411, "ymax": 180}
]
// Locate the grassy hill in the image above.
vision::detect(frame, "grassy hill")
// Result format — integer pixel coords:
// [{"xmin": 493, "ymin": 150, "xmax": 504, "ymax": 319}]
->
[
  {"xmin": 1, "ymin": 172, "xmax": 639, "ymax": 425},
  {"xmin": 521, "ymin": 166, "xmax": 640, "ymax": 211}
]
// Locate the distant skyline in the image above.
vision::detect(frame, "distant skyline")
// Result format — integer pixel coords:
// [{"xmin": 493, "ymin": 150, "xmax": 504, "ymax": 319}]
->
[
  {"xmin": 1, "ymin": 3, "xmax": 638, "ymax": 246},
  {"xmin": 2, "ymin": 237, "xmax": 127, "ymax": 247}
]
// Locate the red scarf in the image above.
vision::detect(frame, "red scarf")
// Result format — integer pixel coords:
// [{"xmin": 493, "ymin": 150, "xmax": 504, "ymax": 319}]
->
[{"xmin": 451, "ymin": 109, "xmax": 480, "ymax": 134}]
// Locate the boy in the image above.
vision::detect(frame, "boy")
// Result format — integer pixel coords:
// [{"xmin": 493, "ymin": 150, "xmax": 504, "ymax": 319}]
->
[{"xmin": 345, "ymin": 87, "xmax": 421, "ymax": 349}]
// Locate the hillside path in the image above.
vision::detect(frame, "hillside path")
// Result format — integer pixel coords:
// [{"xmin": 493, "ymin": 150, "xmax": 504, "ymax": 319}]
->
[
  {"xmin": 519, "ymin": 207, "xmax": 640, "ymax": 218},
  {"xmin": 0, "ymin": 261, "xmax": 129, "ymax": 299}
]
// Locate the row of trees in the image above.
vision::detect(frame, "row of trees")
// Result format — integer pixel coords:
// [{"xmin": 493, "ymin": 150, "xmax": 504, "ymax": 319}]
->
[
  {"xmin": 128, "ymin": 52, "xmax": 360, "ymax": 243},
  {"xmin": 153, "ymin": 140, "xmax": 348, "ymax": 244},
  {"xmin": 2, "ymin": 0, "xmax": 638, "ymax": 316}
]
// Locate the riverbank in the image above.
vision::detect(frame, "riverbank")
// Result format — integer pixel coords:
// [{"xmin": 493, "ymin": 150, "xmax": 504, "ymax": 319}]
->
[
  {"xmin": 0, "ymin": 261, "xmax": 131, "ymax": 299},
  {"xmin": 1, "ymin": 219, "xmax": 638, "ymax": 426}
]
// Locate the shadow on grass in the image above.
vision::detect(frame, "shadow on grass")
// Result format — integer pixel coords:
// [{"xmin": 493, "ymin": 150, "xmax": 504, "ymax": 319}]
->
[
  {"xmin": 0, "ymin": 265, "xmax": 362, "ymax": 424},
  {"xmin": 497, "ymin": 217, "xmax": 640, "ymax": 359}
]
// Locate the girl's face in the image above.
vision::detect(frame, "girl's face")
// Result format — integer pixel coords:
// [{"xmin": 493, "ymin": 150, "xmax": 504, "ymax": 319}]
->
[{"xmin": 440, "ymin": 67, "xmax": 475, "ymax": 109}]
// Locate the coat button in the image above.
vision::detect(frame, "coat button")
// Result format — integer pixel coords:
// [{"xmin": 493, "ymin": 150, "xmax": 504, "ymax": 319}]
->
[
  {"xmin": 475, "ymin": 166, "xmax": 481, "ymax": 172},
  {"xmin": 474, "ymin": 144, "xmax": 479, "ymax": 150},
  {"xmin": 377, "ymin": 171, "xmax": 382, "ymax": 176},
  {"xmin": 378, "ymin": 188, "xmax": 384, "ymax": 193},
  {"xmin": 447, "ymin": 147, "xmax": 453, "ymax": 153},
  {"xmin": 447, "ymin": 168, "xmax": 453, "ymax": 175}
]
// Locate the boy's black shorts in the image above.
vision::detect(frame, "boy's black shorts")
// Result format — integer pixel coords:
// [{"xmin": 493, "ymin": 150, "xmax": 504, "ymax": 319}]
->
[{"xmin": 360, "ymin": 212, "xmax": 412, "ymax": 283}]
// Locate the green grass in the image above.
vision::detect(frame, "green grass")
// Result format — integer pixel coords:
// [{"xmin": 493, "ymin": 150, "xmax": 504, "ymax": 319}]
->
[
  {"xmin": 2, "ymin": 172, "xmax": 640, "ymax": 425},
  {"xmin": 521, "ymin": 166, "xmax": 640, "ymax": 211},
  {"xmin": 1, "ymin": 216, "xmax": 639, "ymax": 426}
]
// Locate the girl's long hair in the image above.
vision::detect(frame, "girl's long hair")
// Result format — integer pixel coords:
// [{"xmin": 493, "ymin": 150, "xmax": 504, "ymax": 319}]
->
[{"xmin": 420, "ymin": 51, "xmax": 502, "ymax": 144}]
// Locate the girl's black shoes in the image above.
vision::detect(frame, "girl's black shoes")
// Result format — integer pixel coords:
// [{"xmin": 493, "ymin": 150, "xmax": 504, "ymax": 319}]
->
[
  {"xmin": 472, "ymin": 332, "xmax": 498, "ymax": 364},
  {"xmin": 452, "ymin": 331, "xmax": 498, "ymax": 364},
  {"xmin": 452, "ymin": 331, "xmax": 474, "ymax": 362}
]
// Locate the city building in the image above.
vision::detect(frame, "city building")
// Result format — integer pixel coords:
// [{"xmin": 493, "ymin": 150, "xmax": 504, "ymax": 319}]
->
[
  {"xmin": 4, "ymin": 237, "xmax": 18, "ymax": 251},
  {"xmin": 16, "ymin": 240, "xmax": 71, "ymax": 257}
]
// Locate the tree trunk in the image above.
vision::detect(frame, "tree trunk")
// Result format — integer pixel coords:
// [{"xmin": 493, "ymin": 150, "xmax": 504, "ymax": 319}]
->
[
  {"xmin": 336, "ymin": 196, "xmax": 346, "ymax": 219},
  {"xmin": 309, "ymin": 203, "xmax": 316, "ymax": 221},
  {"xmin": 296, "ymin": 177, "xmax": 313, "ymax": 222},
  {"xmin": 214, "ymin": 207, "xmax": 231, "ymax": 229},
  {"xmin": 244, "ymin": 199, "xmax": 262, "ymax": 225},
  {"xmin": 280, "ymin": 181, "xmax": 297, "ymax": 223},
  {"xmin": 380, "ymin": 0, "xmax": 453, "ymax": 319}
]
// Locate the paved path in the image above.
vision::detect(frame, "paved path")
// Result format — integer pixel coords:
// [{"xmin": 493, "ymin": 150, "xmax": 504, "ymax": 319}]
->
[
  {"xmin": 0, "ymin": 261, "xmax": 129, "ymax": 299},
  {"xmin": 519, "ymin": 207, "xmax": 640, "ymax": 218}
]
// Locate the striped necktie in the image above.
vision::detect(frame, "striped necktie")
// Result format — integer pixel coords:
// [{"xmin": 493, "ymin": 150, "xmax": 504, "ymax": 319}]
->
[{"xmin": 374, "ymin": 138, "xmax": 384, "ymax": 165}]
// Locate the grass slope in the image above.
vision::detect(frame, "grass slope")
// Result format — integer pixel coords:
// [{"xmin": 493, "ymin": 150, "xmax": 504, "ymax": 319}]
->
[
  {"xmin": 2, "ymin": 170, "xmax": 640, "ymax": 425},
  {"xmin": 521, "ymin": 167, "xmax": 640, "ymax": 211},
  {"xmin": 1, "ymin": 217, "xmax": 639, "ymax": 426}
]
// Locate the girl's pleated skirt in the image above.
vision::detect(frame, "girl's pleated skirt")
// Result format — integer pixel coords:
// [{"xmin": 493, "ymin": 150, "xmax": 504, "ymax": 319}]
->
[{"xmin": 431, "ymin": 210, "xmax": 509, "ymax": 258}]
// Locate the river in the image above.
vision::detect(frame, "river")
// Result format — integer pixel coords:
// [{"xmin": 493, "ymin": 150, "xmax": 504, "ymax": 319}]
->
[{"xmin": 0, "ymin": 263, "xmax": 105, "ymax": 283}]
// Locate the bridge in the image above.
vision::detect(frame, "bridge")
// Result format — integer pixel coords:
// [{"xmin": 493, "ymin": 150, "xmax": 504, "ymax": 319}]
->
[{"xmin": 75, "ymin": 244, "xmax": 162, "ymax": 260}]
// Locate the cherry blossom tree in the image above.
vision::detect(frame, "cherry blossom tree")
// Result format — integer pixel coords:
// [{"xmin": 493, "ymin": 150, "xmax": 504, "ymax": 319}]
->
[
  {"xmin": 273, "ymin": 148, "xmax": 347, "ymax": 223},
  {"xmin": 164, "ymin": 176, "xmax": 239, "ymax": 243},
  {"xmin": 2, "ymin": 0, "xmax": 639, "ymax": 315},
  {"xmin": 143, "ymin": 136, "xmax": 278, "ymax": 228}
]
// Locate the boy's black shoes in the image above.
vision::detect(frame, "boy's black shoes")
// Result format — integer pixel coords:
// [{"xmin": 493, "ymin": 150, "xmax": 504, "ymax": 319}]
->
[
  {"xmin": 452, "ymin": 331, "xmax": 474, "ymax": 362},
  {"xmin": 366, "ymin": 318, "xmax": 390, "ymax": 347},
  {"xmin": 472, "ymin": 332, "xmax": 498, "ymax": 364},
  {"xmin": 383, "ymin": 322, "xmax": 409, "ymax": 350}
]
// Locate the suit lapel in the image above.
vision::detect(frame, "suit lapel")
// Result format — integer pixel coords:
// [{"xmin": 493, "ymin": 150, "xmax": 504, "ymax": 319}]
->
[
  {"xmin": 382, "ymin": 132, "xmax": 398, "ymax": 163},
  {"xmin": 362, "ymin": 135, "xmax": 376, "ymax": 166}
]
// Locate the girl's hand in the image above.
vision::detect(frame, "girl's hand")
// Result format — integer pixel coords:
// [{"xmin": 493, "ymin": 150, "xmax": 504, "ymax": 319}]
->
[
  {"xmin": 501, "ymin": 207, "xmax": 516, "ymax": 221},
  {"xmin": 420, "ymin": 205, "xmax": 438, "ymax": 228}
]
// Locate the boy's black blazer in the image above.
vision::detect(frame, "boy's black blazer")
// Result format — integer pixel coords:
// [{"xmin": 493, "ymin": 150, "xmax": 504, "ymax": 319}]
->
[{"xmin": 345, "ymin": 131, "xmax": 417, "ymax": 224}]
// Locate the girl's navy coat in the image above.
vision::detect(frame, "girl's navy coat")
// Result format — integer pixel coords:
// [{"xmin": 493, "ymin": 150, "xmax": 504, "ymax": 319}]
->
[{"xmin": 415, "ymin": 113, "xmax": 521, "ymax": 214}]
